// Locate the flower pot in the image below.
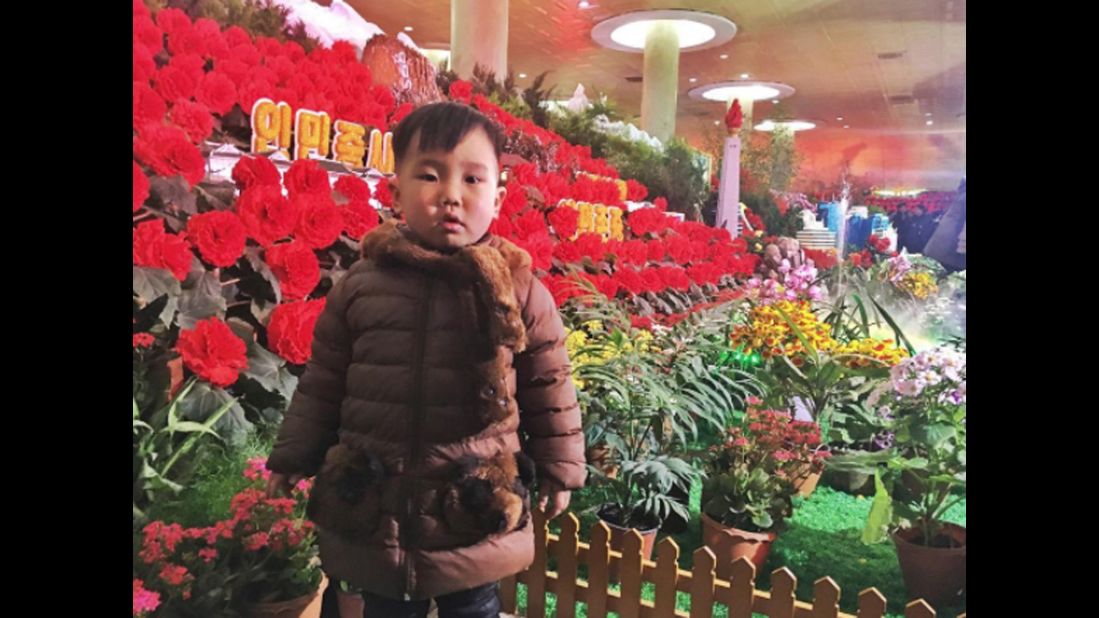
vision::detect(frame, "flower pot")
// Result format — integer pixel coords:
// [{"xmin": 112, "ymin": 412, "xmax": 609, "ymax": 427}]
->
[
  {"xmin": 791, "ymin": 468, "xmax": 822, "ymax": 497},
  {"xmin": 821, "ymin": 467, "xmax": 874, "ymax": 496},
  {"xmin": 893, "ymin": 523, "xmax": 966, "ymax": 606},
  {"xmin": 701, "ymin": 513, "xmax": 776, "ymax": 576},
  {"xmin": 597, "ymin": 506, "xmax": 659, "ymax": 581},
  {"xmin": 243, "ymin": 574, "xmax": 327, "ymax": 618}
]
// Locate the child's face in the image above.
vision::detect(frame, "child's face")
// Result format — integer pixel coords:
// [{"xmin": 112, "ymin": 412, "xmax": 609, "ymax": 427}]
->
[{"xmin": 391, "ymin": 127, "xmax": 506, "ymax": 251}]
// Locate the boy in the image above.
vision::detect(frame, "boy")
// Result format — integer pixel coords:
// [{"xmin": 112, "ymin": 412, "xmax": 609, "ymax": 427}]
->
[{"xmin": 266, "ymin": 101, "xmax": 586, "ymax": 617}]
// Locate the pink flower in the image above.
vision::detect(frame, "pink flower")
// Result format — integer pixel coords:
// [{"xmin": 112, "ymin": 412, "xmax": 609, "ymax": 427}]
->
[
  {"xmin": 133, "ymin": 579, "xmax": 161, "ymax": 617},
  {"xmin": 244, "ymin": 532, "xmax": 270, "ymax": 551}
]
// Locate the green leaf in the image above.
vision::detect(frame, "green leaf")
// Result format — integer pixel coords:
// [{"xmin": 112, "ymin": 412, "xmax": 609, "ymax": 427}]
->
[
  {"xmin": 178, "ymin": 272, "xmax": 228, "ymax": 329},
  {"xmin": 868, "ymin": 296, "xmax": 917, "ymax": 356},
  {"xmin": 133, "ymin": 267, "xmax": 182, "ymax": 326},
  {"xmin": 911, "ymin": 423, "xmax": 957, "ymax": 448},
  {"xmin": 861, "ymin": 471, "xmax": 893, "ymax": 544},
  {"xmin": 176, "ymin": 382, "xmax": 253, "ymax": 445},
  {"xmin": 243, "ymin": 341, "xmax": 293, "ymax": 398},
  {"xmin": 851, "ymin": 293, "xmax": 871, "ymax": 337}
]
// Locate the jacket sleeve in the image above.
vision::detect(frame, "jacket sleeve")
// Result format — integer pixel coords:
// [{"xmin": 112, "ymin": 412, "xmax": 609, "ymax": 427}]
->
[{"xmin": 514, "ymin": 276, "xmax": 587, "ymax": 490}]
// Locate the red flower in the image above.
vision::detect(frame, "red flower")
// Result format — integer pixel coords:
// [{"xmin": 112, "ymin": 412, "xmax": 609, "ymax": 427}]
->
[
  {"xmin": 236, "ymin": 77, "xmax": 276, "ymax": 114},
  {"xmin": 803, "ymin": 248, "xmax": 837, "ymax": 270},
  {"xmin": 171, "ymin": 55, "xmax": 206, "ymax": 81},
  {"xmin": 665, "ymin": 235, "xmax": 693, "ymax": 265},
  {"xmin": 628, "ymin": 208, "xmax": 671, "ymax": 237},
  {"xmin": 133, "ymin": 43, "xmax": 156, "ymax": 84},
  {"xmin": 687, "ymin": 263, "xmax": 719, "ymax": 286},
  {"xmin": 652, "ymin": 197, "xmax": 668, "ymax": 212},
  {"xmin": 133, "ymin": 81, "xmax": 166, "ymax": 125},
  {"xmin": 626, "ymin": 179, "xmax": 648, "ymax": 201},
  {"xmin": 274, "ymin": 54, "xmax": 305, "ymax": 83},
  {"xmin": 500, "ymin": 186, "xmax": 528, "ymax": 220},
  {"xmin": 614, "ymin": 267, "xmax": 646, "ymax": 296},
  {"xmin": 133, "ymin": 124, "xmax": 207, "ymax": 187},
  {"xmin": 155, "ymin": 8, "xmax": 192, "ymax": 39},
  {"xmin": 619, "ymin": 240, "xmax": 648, "ymax": 267},
  {"xmin": 169, "ymin": 99, "xmax": 214, "ymax": 143},
  {"xmin": 547, "ymin": 206, "xmax": 579, "ymax": 240},
  {"xmin": 284, "ymin": 159, "xmax": 330, "ymax": 198},
  {"xmin": 532, "ymin": 172, "xmax": 571, "ymax": 207},
  {"xmin": 552, "ymin": 240, "xmax": 581, "ymax": 264},
  {"xmin": 255, "ymin": 36, "xmax": 283, "ymax": 57},
  {"xmin": 231, "ymin": 42, "xmax": 262, "ymax": 66},
  {"xmin": 541, "ymin": 274, "xmax": 583, "ymax": 307},
  {"xmin": 515, "ymin": 232, "xmax": 554, "ymax": 273},
  {"xmin": 244, "ymin": 532, "xmax": 270, "ymax": 551},
  {"xmin": 869, "ymin": 235, "xmax": 892, "ymax": 253},
  {"xmin": 449, "ymin": 80, "xmax": 473, "ymax": 103},
  {"xmin": 295, "ymin": 193, "xmax": 344, "ymax": 249},
  {"xmin": 658, "ymin": 265, "xmax": 691, "ymax": 292},
  {"xmin": 369, "ymin": 83, "xmax": 396, "ymax": 111},
  {"xmin": 133, "ymin": 162, "xmax": 150, "ymax": 213},
  {"xmin": 373, "ymin": 179, "xmax": 395, "ymax": 210},
  {"xmin": 232, "ymin": 156, "xmax": 282, "ymax": 191},
  {"xmin": 334, "ymin": 175, "xmax": 371, "ymax": 202},
  {"xmin": 133, "ymin": 333, "xmax": 155, "ymax": 349},
  {"xmin": 510, "ymin": 163, "xmax": 540, "ymax": 187},
  {"xmin": 574, "ymin": 232, "xmax": 607, "ymax": 262},
  {"xmin": 154, "ymin": 64, "xmax": 199, "ymax": 104},
  {"xmin": 581, "ymin": 274, "xmax": 620, "ymax": 300},
  {"xmin": 389, "ymin": 102, "xmax": 414, "ymax": 126},
  {"xmin": 330, "ymin": 40, "xmax": 360, "ymax": 64},
  {"xmin": 187, "ymin": 210, "xmax": 247, "ymax": 267},
  {"xmin": 848, "ymin": 250, "xmax": 873, "ymax": 269},
  {"xmin": 159, "ymin": 564, "xmax": 192, "ymax": 587},
  {"xmin": 646, "ymin": 240, "xmax": 667, "ymax": 263},
  {"xmin": 196, "ymin": 71, "xmax": 238, "ymax": 115},
  {"xmin": 490, "ymin": 214, "xmax": 515, "ymax": 239},
  {"xmin": 236, "ymin": 185, "xmax": 298, "ymax": 247},
  {"xmin": 194, "ymin": 18, "xmax": 229, "ymax": 60},
  {"xmin": 223, "ymin": 25, "xmax": 251, "ymax": 48},
  {"xmin": 641, "ymin": 269, "xmax": 664, "ymax": 294},
  {"xmin": 267, "ymin": 299, "xmax": 326, "ymax": 364},
  {"xmin": 512, "ymin": 209, "xmax": 548, "ymax": 240},
  {"xmin": 167, "ymin": 23, "xmax": 205, "ymax": 57},
  {"xmin": 133, "ymin": 16, "xmax": 163, "ymax": 55},
  {"xmin": 265, "ymin": 241, "xmax": 321, "ymax": 300},
  {"xmin": 176, "ymin": 318, "xmax": 249, "ymax": 388},
  {"xmin": 133, "ymin": 219, "xmax": 193, "ymax": 281},
  {"xmin": 343, "ymin": 200, "xmax": 380, "ymax": 239},
  {"xmin": 630, "ymin": 315, "xmax": 654, "ymax": 330}
]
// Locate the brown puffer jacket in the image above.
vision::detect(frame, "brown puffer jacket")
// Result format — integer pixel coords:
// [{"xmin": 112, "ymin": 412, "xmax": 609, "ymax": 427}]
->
[{"xmin": 267, "ymin": 220, "xmax": 586, "ymax": 600}]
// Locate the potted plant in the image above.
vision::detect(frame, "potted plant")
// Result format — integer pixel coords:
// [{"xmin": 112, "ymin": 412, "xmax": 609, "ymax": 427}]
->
[
  {"xmin": 134, "ymin": 458, "xmax": 325, "ymax": 618},
  {"xmin": 700, "ymin": 407, "xmax": 830, "ymax": 570},
  {"xmin": 832, "ymin": 346, "xmax": 966, "ymax": 605}
]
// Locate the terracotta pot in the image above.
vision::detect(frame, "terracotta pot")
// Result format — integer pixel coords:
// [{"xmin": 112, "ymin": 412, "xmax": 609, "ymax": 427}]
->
[
  {"xmin": 893, "ymin": 523, "xmax": 966, "ymax": 606},
  {"xmin": 598, "ymin": 507, "xmax": 659, "ymax": 581},
  {"xmin": 701, "ymin": 513, "xmax": 776, "ymax": 576},
  {"xmin": 243, "ymin": 574, "xmax": 327, "ymax": 618}
]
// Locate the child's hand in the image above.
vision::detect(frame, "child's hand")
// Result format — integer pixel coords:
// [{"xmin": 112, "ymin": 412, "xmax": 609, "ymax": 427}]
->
[
  {"xmin": 267, "ymin": 472, "xmax": 305, "ymax": 498},
  {"xmin": 538, "ymin": 479, "xmax": 571, "ymax": 520}
]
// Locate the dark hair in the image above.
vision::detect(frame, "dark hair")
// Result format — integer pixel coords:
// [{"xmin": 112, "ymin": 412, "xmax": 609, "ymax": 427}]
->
[{"xmin": 391, "ymin": 102, "xmax": 504, "ymax": 167}]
